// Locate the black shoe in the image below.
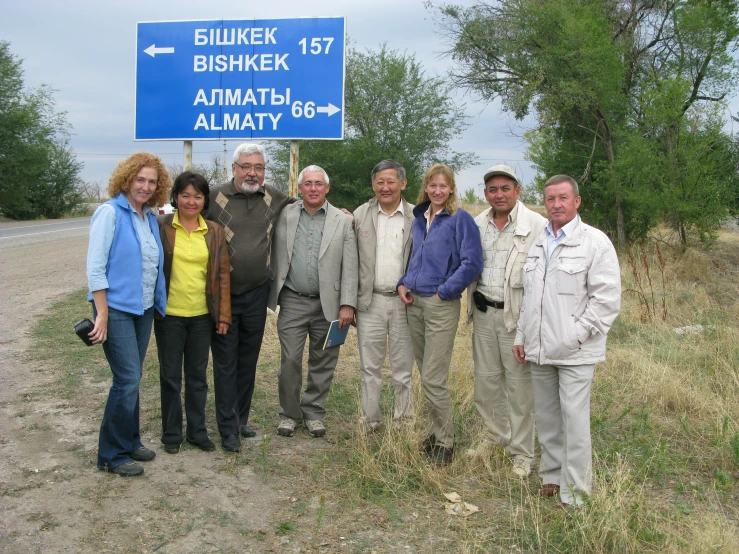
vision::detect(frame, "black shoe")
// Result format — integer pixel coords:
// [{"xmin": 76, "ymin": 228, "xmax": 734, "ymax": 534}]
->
[
  {"xmin": 221, "ymin": 434, "xmax": 241, "ymax": 452},
  {"xmin": 430, "ymin": 445, "xmax": 454, "ymax": 467},
  {"xmin": 163, "ymin": 443, "xmax": 181, "ymax": 454},
  {"xmin": 187, "ymin": 437, "xmax": 216, "ymax": 452},
  {"xmin": 421, "ymin": 434, "xmax": 437, "ymax": 455},
  {"xmin": 130, "ymin": 446, "xmax": 156, "ymax": 462},
  {"xmin": 240, "ymin": 425, "xmax": 257, "ymax": 438},
  {"xmin": 105, "ymin": 461, "xmax": 144, "ymax": 476}
]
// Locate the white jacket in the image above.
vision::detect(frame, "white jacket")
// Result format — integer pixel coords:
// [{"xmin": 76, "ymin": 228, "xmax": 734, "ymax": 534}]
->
[
  {"xmin": 466, "ymin": 202, "xmax": 548, "ymax": 332},
  {"xmin": 514, "ymin": 217, "xmax": 621, "ymax": 365}
]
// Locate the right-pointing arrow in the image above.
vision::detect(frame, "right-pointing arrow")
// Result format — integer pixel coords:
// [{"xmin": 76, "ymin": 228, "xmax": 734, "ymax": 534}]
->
[
  {"xmin": 317, "ymin": 103, "xmax": 341, "ymax": 117},
  {"xmin": 144, "ymin": 44, "xmax": 175, "ymax": 57}
]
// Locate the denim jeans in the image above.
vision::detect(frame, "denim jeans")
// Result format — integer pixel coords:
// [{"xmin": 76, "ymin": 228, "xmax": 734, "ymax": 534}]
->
[
  {"xmin": 154, "ymin": 314, "xmax": 212, "ymax": 446},
  {"xmin": 95, "ymin": 306, "xmax": 154, "ymax": 470}
]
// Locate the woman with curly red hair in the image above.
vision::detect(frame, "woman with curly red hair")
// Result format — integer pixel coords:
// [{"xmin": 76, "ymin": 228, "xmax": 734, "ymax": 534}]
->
[{"xmin": 86, "ymin": 152, "xmax": 171, "ymax": 476}]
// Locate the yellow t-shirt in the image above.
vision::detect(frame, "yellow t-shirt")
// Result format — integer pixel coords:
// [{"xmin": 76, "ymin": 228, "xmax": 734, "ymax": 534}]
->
[{"xmin": 166, "ymin": 212, "xmax": 210, "ymax": 317}]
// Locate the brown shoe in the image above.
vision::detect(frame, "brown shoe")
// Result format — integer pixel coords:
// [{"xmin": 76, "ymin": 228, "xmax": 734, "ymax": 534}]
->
[{"xmin": 537, "ymin": 484, "xmax": 560, "ymax": 497}]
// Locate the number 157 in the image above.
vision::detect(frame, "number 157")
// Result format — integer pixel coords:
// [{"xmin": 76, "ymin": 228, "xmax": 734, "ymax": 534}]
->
[{"xmin": 299, "ymin": 37, "xmax": 334, "ymax": 54}]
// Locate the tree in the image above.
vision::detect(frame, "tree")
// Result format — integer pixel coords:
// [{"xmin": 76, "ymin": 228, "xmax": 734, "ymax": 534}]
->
[
  {"xmin": 267, "ymin": 44, "xmax": 475, "ymax": 209},
  {"xmin": 435, "ymin": 0, "xmax": 739, "ymax": 249},
  {"xmin": 0, "ymin": 41, "xmax": 82, "ymax": 219}
]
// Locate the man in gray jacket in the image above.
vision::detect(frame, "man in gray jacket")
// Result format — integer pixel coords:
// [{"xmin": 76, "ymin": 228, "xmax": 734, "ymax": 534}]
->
[
  {"xmin": 467, "ymin": 164, "xmax": 547, "ymax": 479},
  {"xmin": 513, "ymin": 174, "xmax": 621, "ymax": 507},
  {"xmin": 353, "ymin": 160, "xmax": 415, "ymax": 431},
  {"xmin": 268, "ymin": 165, "xmax": 358, "ymax": 438}
]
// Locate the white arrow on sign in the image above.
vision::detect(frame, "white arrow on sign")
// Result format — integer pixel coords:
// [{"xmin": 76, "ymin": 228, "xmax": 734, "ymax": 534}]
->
[
  {"xmin": 144, "ymin": 44, "xmax": 175, "ymax": 57},
  {"xmin": 317, "ymin": 103, "xmax": 341, "ymax": 117}
]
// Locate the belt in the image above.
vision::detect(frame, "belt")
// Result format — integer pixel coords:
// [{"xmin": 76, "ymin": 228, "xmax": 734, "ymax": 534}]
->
[
  {"xmin": 484, "ymin": 298, "xmax": 504, "ymax": 309},
  {"xmin": 285, "ymin": 288, "xmax": 320, "ymax": 300},
  {"xmin": 375, "ymin": 290, "xmax": 399, "ymax": 297}
]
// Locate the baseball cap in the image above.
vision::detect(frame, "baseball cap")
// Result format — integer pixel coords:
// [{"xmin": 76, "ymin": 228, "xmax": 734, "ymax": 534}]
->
[{"xmin": 483, "ymin": 164, "xmax": 519, "ymax": 186}]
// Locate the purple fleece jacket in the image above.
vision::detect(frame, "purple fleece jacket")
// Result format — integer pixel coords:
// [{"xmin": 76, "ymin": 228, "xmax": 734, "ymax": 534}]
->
[{"xmin": 398, "ymin": 201, "xmax": 483, "ymax": 299}]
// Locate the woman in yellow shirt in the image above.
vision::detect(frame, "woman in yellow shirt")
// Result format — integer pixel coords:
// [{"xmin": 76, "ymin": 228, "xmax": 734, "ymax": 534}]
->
[{"xmin": 155, "ymin": 172, "xmax": 231, "ymax": 453}]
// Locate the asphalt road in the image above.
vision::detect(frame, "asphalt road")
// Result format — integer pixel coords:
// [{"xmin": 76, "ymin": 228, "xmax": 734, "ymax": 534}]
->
[{"xmin": 0, "ymin": 217, "xmax": 91, "ymax": 248}]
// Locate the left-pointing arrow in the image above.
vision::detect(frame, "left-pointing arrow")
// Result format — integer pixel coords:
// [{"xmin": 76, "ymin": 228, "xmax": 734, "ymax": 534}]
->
[{"xmin": 144, "ymin": 44, "xmax": 175, "ymax": 57}]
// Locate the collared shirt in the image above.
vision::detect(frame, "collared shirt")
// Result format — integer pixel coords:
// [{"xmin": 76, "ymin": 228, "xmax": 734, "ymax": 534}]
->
[
  {"xmin": 477, "ymin": 203, "xmax": 518, "ymax": 302},
  {"xmin": 87, "ymin": 202, "xmax": 159, "ymax": 309},
  {"xmin": 545, "ymin": 214, "xmax": 581, "ymax": 266},
  {"xmin": 284, "ymin": 201, "xmax": 327, "ymax": 295},
  {"xmin": 166, "ymin": 212, "xmax": 209, "ymax": 317},
  {"xmin": 374, "ymin": 201, "xmax": 405, "ymax": 292}
]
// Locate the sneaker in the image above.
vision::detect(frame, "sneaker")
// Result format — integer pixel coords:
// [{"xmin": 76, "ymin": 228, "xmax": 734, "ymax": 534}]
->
[
  {"xmin": 305, "ymin": 419, "xmax": 326, "ymax": 438},
  {"xmin": 129, "ymin": 446, "xmax": 156, "ymax": 462},
  {"xmin": 511, "ymin": 458, "xmax": 532, "ymax": 478},
  {"xmin": 277, "ymin": 417, "xmax": 296, "ymax": 437},
  {"xmin": 465, "ymin": 439, "xmax": 494, "ymax": 459},
  {"xmin": 106, "ymin": 461, "xmax": 144, "ymax": 477}
]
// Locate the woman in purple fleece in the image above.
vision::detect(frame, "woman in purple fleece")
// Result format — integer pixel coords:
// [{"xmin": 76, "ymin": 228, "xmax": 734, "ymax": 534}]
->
[{"xmin": 398, "ymin": 164, "xmax": 483, "ymax": 466}]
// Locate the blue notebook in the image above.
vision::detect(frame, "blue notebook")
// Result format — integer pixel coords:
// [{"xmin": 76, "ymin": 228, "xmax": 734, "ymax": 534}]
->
[{"xmin": 323, "ymin": 319, "xmax": 349, "ymax": 349}]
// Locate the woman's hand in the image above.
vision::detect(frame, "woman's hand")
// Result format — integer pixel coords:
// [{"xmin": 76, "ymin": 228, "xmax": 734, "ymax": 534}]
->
[
  {"xmin": 216, "ymin": 323, "xmax": 229, "ymax": 335},
  {"xmin": 398, "ymin": 285, "xmax": 413, "ymax": 305},
  {"xmin": 90, "ymin": 290, "xmax": 109, "ymax": 344}
]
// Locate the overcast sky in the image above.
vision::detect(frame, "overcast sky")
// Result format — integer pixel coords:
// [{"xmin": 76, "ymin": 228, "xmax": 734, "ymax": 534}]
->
[{"xmin": 3, "ymin": 0, "xmax": 736, "ymax": 196}]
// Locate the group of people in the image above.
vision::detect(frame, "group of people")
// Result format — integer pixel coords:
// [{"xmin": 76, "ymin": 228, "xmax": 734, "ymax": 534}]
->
[{"xmin": 86, "ymin": 142, "xmax": 621, "ymax": 508}]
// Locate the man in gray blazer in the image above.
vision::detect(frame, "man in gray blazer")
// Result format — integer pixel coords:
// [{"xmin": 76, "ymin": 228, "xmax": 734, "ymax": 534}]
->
[
  {"xmin": 353, "ymin": 160, "xmax": 415, "ymax": 431},
  {"xmin": 268, "ymin": 165, "xmax": 358, "ymax": 438}
]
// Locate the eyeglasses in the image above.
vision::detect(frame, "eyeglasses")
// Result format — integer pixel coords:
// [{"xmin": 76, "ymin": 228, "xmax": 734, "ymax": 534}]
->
[
  {"xmin": 300, "ymin": 181, "xmax": 327, "ymax": 189},
  {"xmin": 234, "ymin": 162, "xmax": 265, "ymax": 172}
]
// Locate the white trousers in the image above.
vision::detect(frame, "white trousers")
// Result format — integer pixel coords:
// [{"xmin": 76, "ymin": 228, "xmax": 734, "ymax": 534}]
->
[
  {"xmin": 472, "ymin": 307, "xmax": 534, "ymax": 461},
  {"xmin": 530, "ymin": 362, "xmax": 595, "ymax": 506},
  {"xmin": 356, "ymin": 293, "xmax": 414, "ymax": 428}
]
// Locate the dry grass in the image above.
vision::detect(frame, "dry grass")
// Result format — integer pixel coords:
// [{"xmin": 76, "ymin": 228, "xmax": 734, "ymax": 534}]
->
[{"xmin": 23, "ymin": 227, "xmax": 739, "ymax": 552}]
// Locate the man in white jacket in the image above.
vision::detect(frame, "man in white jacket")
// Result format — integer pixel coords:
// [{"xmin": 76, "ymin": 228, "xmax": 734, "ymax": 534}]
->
[
  {"xmin": 467, "ymin": 164, "xmax": 547, "ymax": 479},
  {"xmin": 513, "ymin": 175, "xmax": 621, "ymax": 507}
]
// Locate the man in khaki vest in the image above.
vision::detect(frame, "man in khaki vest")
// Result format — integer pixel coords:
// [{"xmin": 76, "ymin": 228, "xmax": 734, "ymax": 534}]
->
[
  {"xmin": 467, "ymin": 164, "xmax": 547, "ymax": 478},
  {"xmin": 353, "ymin": 160, "xmax": 415, "ymax": 431}
]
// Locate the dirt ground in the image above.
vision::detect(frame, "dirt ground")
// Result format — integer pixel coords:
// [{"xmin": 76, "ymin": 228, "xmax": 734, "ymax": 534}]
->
[{"xmin": 0, "ymin": 223, "xmax": 422, "ymax": 554}]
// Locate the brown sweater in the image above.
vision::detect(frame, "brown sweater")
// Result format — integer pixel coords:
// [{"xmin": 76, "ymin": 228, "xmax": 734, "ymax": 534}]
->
[{"xmin": 203, "ymin": 179, "xmax": 295, "ymax": 296}]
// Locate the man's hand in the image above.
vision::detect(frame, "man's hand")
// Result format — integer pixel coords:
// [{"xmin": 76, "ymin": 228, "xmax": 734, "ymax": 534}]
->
[
  {"xmin": 512, "ymin": 345, "xmax": 526, "ymax": 364},
  {"xmin": 340, "ymin": 208, "xmax": 353, "ymax": 217},
  {"xmin": 216, "ymin": 323, "xmax": 229, "ymax": 335},
  {"xmin": 338, "ymin": 305, "xmax": 355, "ymax": 329},
  {"xmin": 398, "ymin": 285, "xmax": 413, "ymax": 305}
]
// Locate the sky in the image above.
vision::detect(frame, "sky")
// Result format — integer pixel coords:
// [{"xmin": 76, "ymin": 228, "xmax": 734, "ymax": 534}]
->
[{"xmin": 3, "ymin": 0, "xmax": 737, "ymax": 197}]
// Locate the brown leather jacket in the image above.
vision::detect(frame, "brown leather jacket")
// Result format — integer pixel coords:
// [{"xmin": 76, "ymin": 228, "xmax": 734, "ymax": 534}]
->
[{"xmin": 156, "ymin": 214, "xmax": 231, "ymax": 326}]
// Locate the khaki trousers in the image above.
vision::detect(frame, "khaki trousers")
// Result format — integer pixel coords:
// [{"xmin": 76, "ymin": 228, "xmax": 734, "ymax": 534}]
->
[
  {"xmin": 406, "ymin": 295, "xmax": 460, "ymax": 448},
  {"xmin": 472, "ymin": 307, "xmax": 534, "ymax": 461},
  {"xmin": 530, "ymin": 362, "xmax": 595, "ymax": 506},
  {"xmin": 277, "ymin": 289, "xmax": 341, "ymax": 421},
  {"xmin": 356, "ymin": 293, "xmax": 414, "ymax": 428}
]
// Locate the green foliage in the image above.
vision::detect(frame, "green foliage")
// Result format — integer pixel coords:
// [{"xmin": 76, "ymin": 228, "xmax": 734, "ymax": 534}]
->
[
  {"xmin": 436, "ymin": 0, "xmax": 739, "ymax": 248},
  {"xmin": 0, "ymin": 41, "xmax": 82, "ymax": 219},
  {"xmin": 461, "ymin": 187, "xmax": 480, "ymax": 204},
  {"xmin": 268, "ymin": 44, "xmax": 475, "ymax": 210}
]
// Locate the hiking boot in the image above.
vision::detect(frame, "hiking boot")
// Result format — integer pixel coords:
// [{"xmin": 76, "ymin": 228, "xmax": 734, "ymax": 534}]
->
[
  {"xmin": 305, "ymin": 419, "xmax": 326, "ymax": 438},
  {"xmin": 421, "ymin": 434, "xmax": 437, "ymax": 455},
  {"xmin": 277, "ymin": 417, "xmax": 296, "ymax": 437},
  {"xmin": 106, "ymin": 461, "xmax": 144, "ymax": 477},
  {"xmin": 430, "ymin": 445, "xmax": 454, "ymax": 467},
  {"xmin": 129, "ymin": 446, "xmax": 156, "ymax": 462}
]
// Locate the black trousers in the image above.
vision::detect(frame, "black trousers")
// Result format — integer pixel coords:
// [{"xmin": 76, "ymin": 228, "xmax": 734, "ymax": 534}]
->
[
  {"xmin": 154, "ymin": 313, "xmax": 213, "ymax": 446},
  {"xmin": 211, "ymin": 282, "xmax": 269, "ymax": 437}
]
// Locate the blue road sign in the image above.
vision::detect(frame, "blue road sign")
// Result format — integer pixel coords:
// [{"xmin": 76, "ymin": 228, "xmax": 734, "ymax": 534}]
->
[{"xmin": 135, "ymin": 17, "xmax": 345, "ymax": 141}]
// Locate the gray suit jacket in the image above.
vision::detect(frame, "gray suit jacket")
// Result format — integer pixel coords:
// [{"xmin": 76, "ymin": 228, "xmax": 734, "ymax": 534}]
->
[
  {"xmin": 353, "ymin": 196, "xmax": 414, "ymax": 312},
  {"xmin": 268, "ymin": 200, "xmax": 358, "ymax": 322}
]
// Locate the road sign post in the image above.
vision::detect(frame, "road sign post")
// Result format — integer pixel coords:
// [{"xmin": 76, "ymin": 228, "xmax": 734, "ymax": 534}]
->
[{"xmin": 135, "ymin": 17, "xmax": 346, "ymax": 142}]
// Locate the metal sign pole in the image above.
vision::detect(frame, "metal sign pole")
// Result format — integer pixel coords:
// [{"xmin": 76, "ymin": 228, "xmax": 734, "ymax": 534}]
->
[
  {"xmin": 289, "ymin": 140, "xmax": 299, "ymax": 198},
  {"xmin": 184, "ymin": 140, "xmax": 192, "ymax": 171}
]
